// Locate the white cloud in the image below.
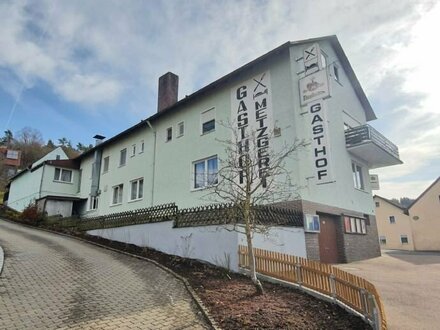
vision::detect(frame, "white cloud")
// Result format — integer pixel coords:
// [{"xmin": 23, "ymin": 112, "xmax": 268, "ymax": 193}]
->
[{"xmin": 0, "ymin": 0, "xmax": 438, "ymax": 197}]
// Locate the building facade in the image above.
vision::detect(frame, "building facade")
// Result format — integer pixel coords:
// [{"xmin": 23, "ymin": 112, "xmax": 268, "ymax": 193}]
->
[
  {"xmin": 374, "ymin": 195, "xmax": 415, "ymax": 250},
  {"xmin": 374, "ymin": 177, "xmax": 440, "ymax": 251},
  {"xmin": 6, "ymin": 36, "xmax": 403, "ymax": 263}
]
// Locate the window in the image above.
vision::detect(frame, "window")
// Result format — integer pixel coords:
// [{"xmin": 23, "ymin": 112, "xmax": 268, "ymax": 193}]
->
[
  {"xmin": 54, "ymin": 168, "xmax": 72, "ymax": 183},
  {"xmin": 193, "ymin": 156, "xmax": 218, "ymax": 189},
  {"xmin": 333, "ymin": 65, "xmax": 340, "ymax": 81},
  {"xmin": 130, "ymin": 178, "xmax": 144, "ymax": 201},
  {"xmin": 379, "ymin": 236, "xmax": 387, "ymax": 245},
  {"xmin": 131, "ymin": 144, "xmax": 136, "ymax": 157},
  {"xmin": 400, "ymin": 235, "xmax": 409, "ymax": 244},
  {"xmin": 304, "ymin": 214, "xmax": 320, "ymax": 232},
  {"xmin": 201, "ymin": 108, "xmax": 215, "ymax": 134},
  {"xmin": 375, "ymin": 201, "xmax": 380, "ymax": 207},
  {"xmin": 6, "ymin": 150, "xmax": 18, "ymax": 159},
  {"xmin": 103, "ymin": 156, "xmax": 109, "ymax": 173},
  {"xmin": 119, "ymin": 148, "xmax": 127, "ymax": 166},
  {"xmin": 177, "ymin": 121, "xmax": 184, "ymax": 137},
  {"xmin": 352, "ymin": 162, "xmax": 364, "ymax": 190},
  {"xmin": 140, "ymin": 140, "xmax": 145, "ymax": 153},
  {"xmin": 89, "ymin": 196, "xmax": 99, "ymax": 210},
  {"xmin": 166, "ymin": 127, "xmax": 172, "ymax": 142},
  {"xmin": 56, "ymin": 155, "xmax": 61, "ymax": 160},
  {"xmin": 344, "ymin": 216, "xmax": 367, "ymax": 234},
  {"xmin": 112, "ymin": 184, "xmax": 123, "ymax": 205},
  {"xmin": 389, "ymin": 216, "xmax": 396, "ymax": 224}
]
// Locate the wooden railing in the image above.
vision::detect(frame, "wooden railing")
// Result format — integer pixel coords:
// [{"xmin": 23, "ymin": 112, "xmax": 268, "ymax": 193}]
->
[{"xmin": 238, "ymin": 245, "xmax": 387, "ymax": 330}]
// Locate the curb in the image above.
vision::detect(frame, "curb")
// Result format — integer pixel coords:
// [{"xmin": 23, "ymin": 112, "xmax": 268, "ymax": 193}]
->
[
  {"xmin": 0, "ymin": 218, "xmax": 221, "ymax": 330},
  {"xmin": 0, "ymin": 245, "xmax": 4, "ymax": 276}
]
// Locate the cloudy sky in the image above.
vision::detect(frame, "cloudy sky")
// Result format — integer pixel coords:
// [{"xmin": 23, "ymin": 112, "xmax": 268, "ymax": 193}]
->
[{"xmin": 0, "ymin": 0, "xmax": 438, "ymax": 199}]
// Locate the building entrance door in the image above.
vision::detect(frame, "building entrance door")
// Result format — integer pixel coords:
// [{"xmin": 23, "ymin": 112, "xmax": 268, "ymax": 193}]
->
[{"xmin": 318, "ymin": 214, "xmax": 340, "ymax": 263}]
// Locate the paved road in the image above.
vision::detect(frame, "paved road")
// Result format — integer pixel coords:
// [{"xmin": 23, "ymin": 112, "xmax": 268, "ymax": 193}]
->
[
  {"xmin": 0, "ymin": 220, "xmax": 209, "ymax": 329},
  {"xmin": 338, "ymin": 250, "xmax": 440, "ymax": 330}
]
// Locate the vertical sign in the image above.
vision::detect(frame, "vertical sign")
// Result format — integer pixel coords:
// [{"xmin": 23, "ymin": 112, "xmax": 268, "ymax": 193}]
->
[
  {"xmin": 309, "ymin": 101, "xmax": 333, "ymax": 184},
  {"xmin": 231, "ymin": 71, "xmax": 273, "ymax": 186}
]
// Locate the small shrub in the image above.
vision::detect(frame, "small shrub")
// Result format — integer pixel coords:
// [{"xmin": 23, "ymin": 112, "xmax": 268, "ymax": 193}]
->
[{"xmin": 20, "ymin": 203, "xmax": 46, "ymax": 225}]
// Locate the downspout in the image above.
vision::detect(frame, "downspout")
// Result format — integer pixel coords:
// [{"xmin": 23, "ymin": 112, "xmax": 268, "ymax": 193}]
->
[
  {"xmin": 39, "ymin": 163, "xmax": 46, "ymax": 200},
  {"xmin": 39, "ymin": 163, "xmax": 46, "ymax": 213},
  {"xmin": 146, "ymin": 120, "xmax": 157, "ymax": 206}
]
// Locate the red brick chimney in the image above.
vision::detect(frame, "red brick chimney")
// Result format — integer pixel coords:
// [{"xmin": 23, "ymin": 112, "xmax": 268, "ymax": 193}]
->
[{"xmin": 157, "ymin": 72, "xmax": 178, "ymax": 112}]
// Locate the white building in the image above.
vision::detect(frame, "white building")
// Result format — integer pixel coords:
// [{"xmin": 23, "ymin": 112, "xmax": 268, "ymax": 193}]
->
[{"xmin": 6, "ymin": 36, "xmax": 402, "ymax": 263}]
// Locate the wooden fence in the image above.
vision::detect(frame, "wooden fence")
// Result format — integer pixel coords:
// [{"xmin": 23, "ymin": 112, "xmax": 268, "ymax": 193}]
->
[{"xmin": 238, "ymin": 245, "xmax": 387, "ymax": 330}]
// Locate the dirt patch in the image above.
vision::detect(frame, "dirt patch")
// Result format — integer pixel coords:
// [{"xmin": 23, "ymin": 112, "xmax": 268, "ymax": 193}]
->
[{"xmin": 68, "ymin": 232, "xmax": 370, "ymax": 330}]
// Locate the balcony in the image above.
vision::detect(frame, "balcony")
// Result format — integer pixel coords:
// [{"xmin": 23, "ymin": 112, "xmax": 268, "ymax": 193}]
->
[{"xmin": 345, "ymin": 125, "xmax": 403, "ymax": 169}]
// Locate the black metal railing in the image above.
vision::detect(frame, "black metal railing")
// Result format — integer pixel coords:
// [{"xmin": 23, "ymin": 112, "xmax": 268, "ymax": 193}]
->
[{"xmin": 345, "ymin": 124, "xmax": 400, "ymax": 159}]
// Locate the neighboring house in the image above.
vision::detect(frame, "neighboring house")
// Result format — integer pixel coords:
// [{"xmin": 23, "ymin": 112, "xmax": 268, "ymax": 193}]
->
[
  {"xmin": 374, "ymin": 195, "xmax": 415, "ymax": 250},
  {"xmin": 6, "ymin": 147, "xmax": 74, "ymax": 215},
  {"xmin": 374, "ymin": 177, "xmax": 440, "ymax": 251},
  {"xmin": 5, "ymin": 36, "xmax": 403, "ymax": 263},
  {"xmin": 0, "ymin": 146, "xmax": 21, "ymax": 180},
  {"xmin": 406, "ymin": 177, "xmax": 440, "ymax": 251}
]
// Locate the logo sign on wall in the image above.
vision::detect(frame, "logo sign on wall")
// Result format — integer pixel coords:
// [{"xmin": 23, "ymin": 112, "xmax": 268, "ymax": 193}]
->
[
  {"xmin": 309, "ymin": 101, "xmax": 334, "ymax": 184},
  {"xmin": 303, "ymin": 43, "xmax": 322, "ymax": 75},
  {"xmin": 370, "ymin": 174, "xmax": 380, "ymax": 190},
  {"xmin": 299, "ymin": 69, "xmax": 330, "ymax": 106},
  {"xmin": 231, "ymin": 71, "xmax": 273, "ymax": 186}
]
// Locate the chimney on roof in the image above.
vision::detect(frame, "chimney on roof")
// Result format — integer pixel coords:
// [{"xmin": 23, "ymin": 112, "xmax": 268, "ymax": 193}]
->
[
  {"xmin": 157, "ymin": 72, "xmax": 178, "ymax": 112},
  {"xmin": 93, "ymin": 134, "xmax": 105, "ymax": 146}
]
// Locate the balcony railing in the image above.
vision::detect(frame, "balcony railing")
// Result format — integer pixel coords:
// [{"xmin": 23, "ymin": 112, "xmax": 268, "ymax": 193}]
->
[{"xmin": 345, "ymin": 125, "xmax": 401, "ymax": 161}]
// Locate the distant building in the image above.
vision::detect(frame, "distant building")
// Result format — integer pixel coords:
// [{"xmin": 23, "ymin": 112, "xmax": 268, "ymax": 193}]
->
[
  {"xmin": 5, "ymin": 35, "xmax": 404, "ymax": 263},
  {"xmin": 374, "ymin": 177, "xmax": 440, "ymax": 251},
  {"xmin": 0, "ymin": 146, "xmax": 22, "ymax": 183},
  {"xmin": 374, "ymin": 195, "xmax": 414, "ymax": 250}
]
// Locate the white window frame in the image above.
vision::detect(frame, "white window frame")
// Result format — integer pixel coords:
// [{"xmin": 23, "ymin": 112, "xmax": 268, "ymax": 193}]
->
[
  {"xmin": 192, "ymin": 155, "xmax": 218, "ymax": 190},
  {"xmin": 103, "ymin": 156, "xmax": 110, "ymax": 173},
  {"xmin": 129, "ymin": 178, "xmax": 144, "ymax": 202},
  {"xmin": 6, "ymin": 150, "xmax": 19, "ymax": 159},
  {"xmin": 352, "ymin": 162, "xmax": 365, "ymax": 190},
  {"xmin": 89, "ymin": 196, "xmax": 99, "ymax": 210},
  {"xmin": 111, "ymin": 184, "xmax": 124, "ymax": 205},
  {"xmin": 166, "ymin": 127, "xmax": 172, "ymax": 142},
  {"xmin": 400, "ymin": 235, "xmax": 409, "ymax": 244},
  {"xmin": 177, "ymin": 121, "xmax": 185, "ymax": 138},
  {"xmin": 139, "ymin": 140, "xmax": 145, "ymax": 154},
  {"xmin": 389, "ymin": 216, "xmax": 396, "ymax": 224},
  {"xmin": 344, "ymin": 216, "xmax": 367, "ymax": 235},
  {"xmin": 304, "ymin": 214, "xmax": 320, "ymax": 233},
  {"xmin": 379, "ymin": 236, "xmax": 387, "ymax": 245},
  {"xmin": 54, "ymin": 168, "xmax": 73, "ymax": 183},
  {"xmin": 131, "ymin": 144, "xmax": 136, "ymax": 157},
  {"xmin": 119, "ymin": 148, "xmax": 127, "ymax": 166},
  {"xmin": 200, "ymin": 107, "xmax": 216, "ymax": 135}
]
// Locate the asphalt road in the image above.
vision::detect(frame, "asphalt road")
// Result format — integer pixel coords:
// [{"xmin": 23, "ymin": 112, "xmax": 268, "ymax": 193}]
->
[
  {"xmin": 338, "ymin": 249, "xmax": 440, "ymax": 330},
  {"xmin": 0, "ymin": 220, "xmax": 208, "ymax": 329}
]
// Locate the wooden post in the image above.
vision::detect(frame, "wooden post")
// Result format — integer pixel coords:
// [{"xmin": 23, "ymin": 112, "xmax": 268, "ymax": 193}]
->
[
  {"xmin": 295, "ymin": 263, "xmax": 302, "ymax": 287},
  {"xmin": 329, "ymin": 274, "xmax": 337, "ymax": 301}
]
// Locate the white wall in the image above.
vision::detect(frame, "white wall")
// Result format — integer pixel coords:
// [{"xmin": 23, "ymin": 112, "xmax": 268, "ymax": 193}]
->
[
  {"xmin": 88, "ymin": 222, "xmax": 240, "ymax": 271},
  {"xmin": 45, "ymin": 200, "xmax": 73, "ymax": 217},
  {"xmin": 7, "ymin": 166, "xmax": 44, "ymax": 211},
  {"xmin": 238, "ymin": 226, "xmax": 307, "ymax": 258},
  {"xmin": 88, "ymin": 222, "xmax": 308, "ymax": 271}
]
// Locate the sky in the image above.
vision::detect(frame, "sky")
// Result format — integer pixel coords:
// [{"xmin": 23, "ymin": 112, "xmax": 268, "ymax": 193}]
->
[{"xmin": 0, "ymin": 0, "xmax": 439, "ymax": 199}]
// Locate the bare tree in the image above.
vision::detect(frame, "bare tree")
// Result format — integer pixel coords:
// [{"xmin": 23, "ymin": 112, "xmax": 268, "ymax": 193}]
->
[
  {"xmin": 207, "ymin": 121, "xmax": 306, "ymax": 295},
  {"xmin": 13, "ymin": 127, "xmax": 45, "ymax": 168}
]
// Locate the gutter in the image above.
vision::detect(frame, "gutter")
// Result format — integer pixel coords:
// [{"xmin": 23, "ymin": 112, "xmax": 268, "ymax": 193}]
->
[{"xmin": 146, "ymin": 120, "xmax": 157, "ymax": 206}]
